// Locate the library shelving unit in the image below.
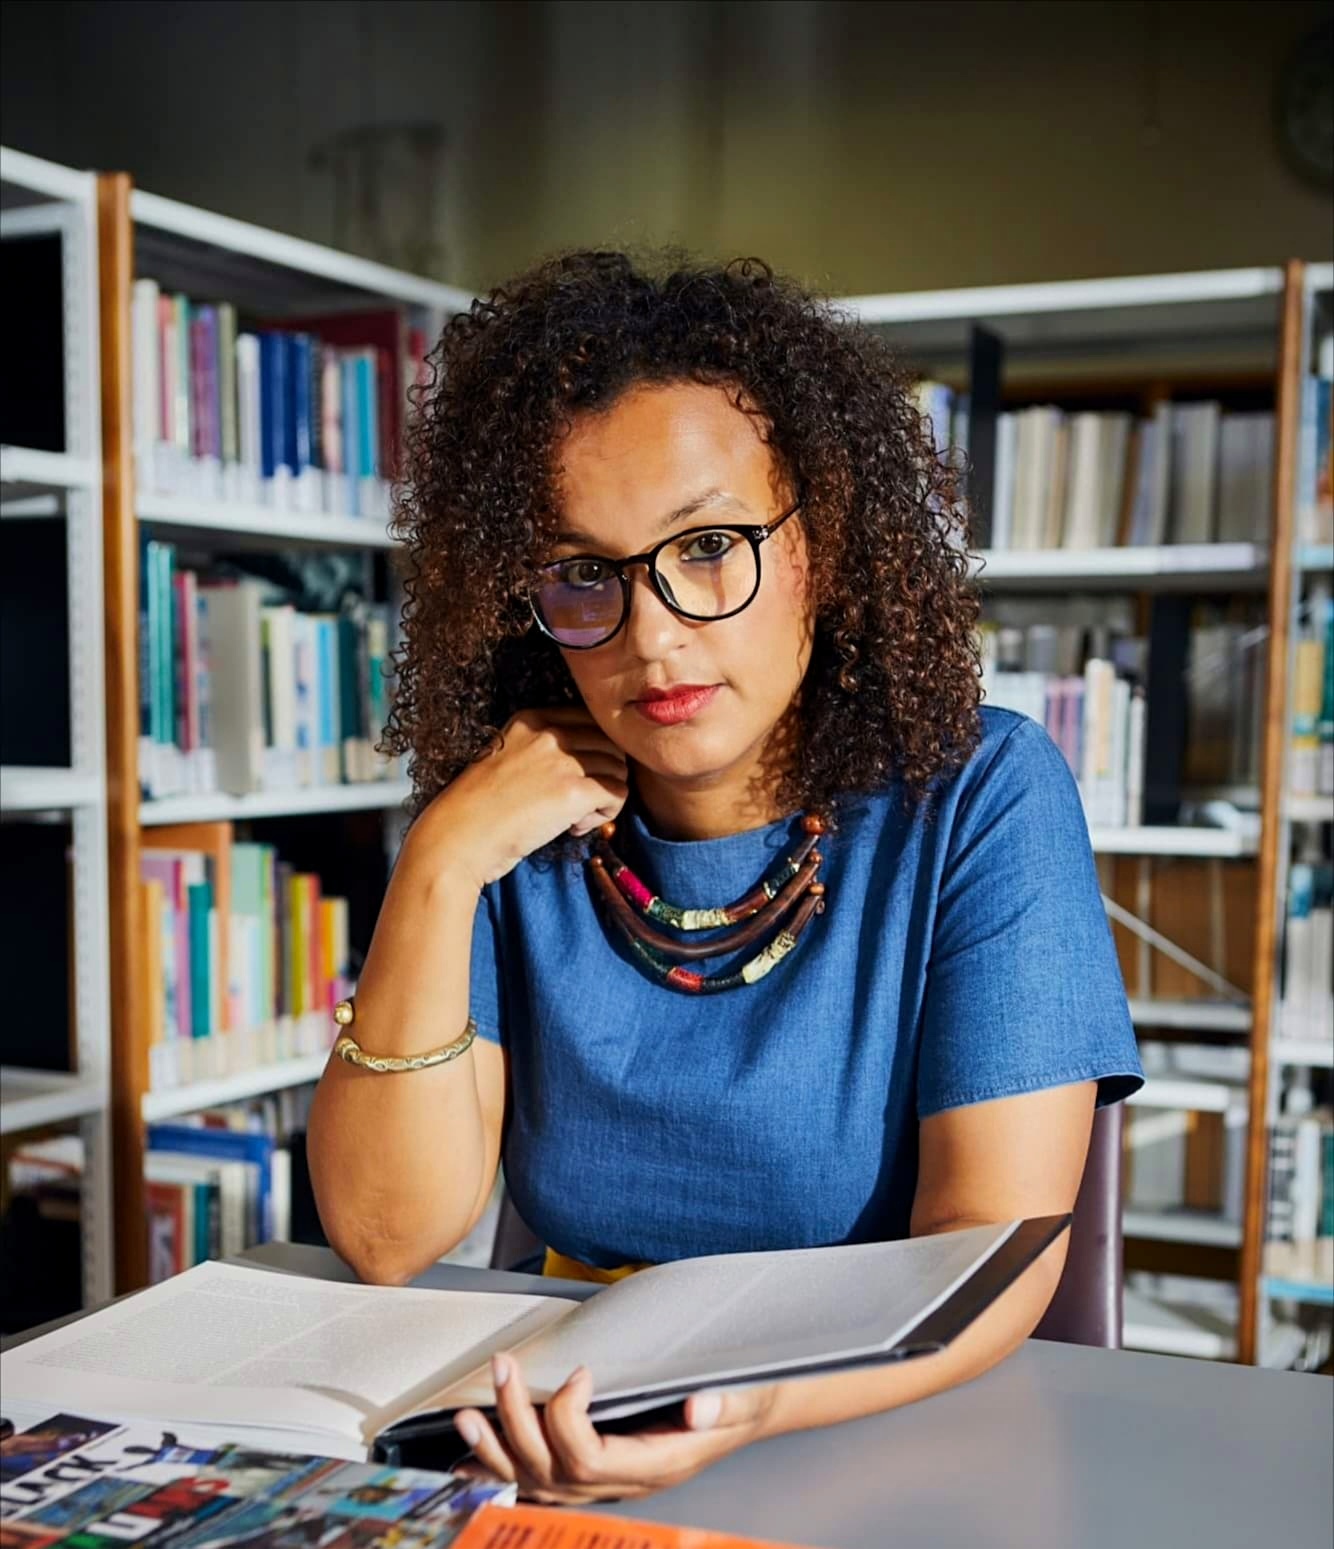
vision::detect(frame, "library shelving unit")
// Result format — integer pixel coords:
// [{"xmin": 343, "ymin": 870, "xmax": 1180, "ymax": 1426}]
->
[
  {"xmin": 839, "ymin": 262, "xmax": 1327, "ymax": 1365},
  {"xmin": 1250, "ymin": 261, "xmax": 1334, "ymax": 1371},
  {"xmin": 0, "ymin": 147, "xmax": 114, "ymax": 1304},
  {"xmin": 96, "ymin": 171, "xmax": 473, "ymax": 1291}
]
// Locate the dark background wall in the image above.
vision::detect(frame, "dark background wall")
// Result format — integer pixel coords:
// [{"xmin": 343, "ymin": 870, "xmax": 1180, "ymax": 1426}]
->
[{"xmin": 2, "ymin": 0, "xmax": 1330, "ymax": 294}]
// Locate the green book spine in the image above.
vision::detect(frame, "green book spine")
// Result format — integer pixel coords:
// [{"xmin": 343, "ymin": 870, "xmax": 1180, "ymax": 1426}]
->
[
  {"xmin": 218, "ymin": 302, "xmax": 238, "ymax": 465},
  {"xmin": 174, "ymin": 294, "xmax": 191, "ymax": 456},
  {"xmin": 188, "ymin": 879, "xmax": 213, "ymax": 1039}
]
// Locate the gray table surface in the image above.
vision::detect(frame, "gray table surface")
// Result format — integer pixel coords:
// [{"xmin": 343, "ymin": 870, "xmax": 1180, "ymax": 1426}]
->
[{"xmin": 235, "ymin": 1242, "xmax": 1334, "ymax": 1549}]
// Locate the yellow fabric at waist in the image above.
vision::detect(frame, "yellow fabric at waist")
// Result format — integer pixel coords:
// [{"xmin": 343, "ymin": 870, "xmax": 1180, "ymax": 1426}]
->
[{"xmin": 542, "ymin": 1247, "xmax": 654, "ymax": 1285}]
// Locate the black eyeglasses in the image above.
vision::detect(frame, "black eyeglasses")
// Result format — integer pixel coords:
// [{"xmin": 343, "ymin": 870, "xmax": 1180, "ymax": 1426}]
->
[{"xmin": 529, "ymin": 500, "xmax": 801, "ymax": 650}]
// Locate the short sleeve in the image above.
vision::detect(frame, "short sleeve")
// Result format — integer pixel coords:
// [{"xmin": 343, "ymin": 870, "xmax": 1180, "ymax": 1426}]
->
[
  {"xmin": 918, "ymin": 716, "xmax": 1143, "ymax": 1118},
  {"xmin": 469, "ymin": 883, "xmax": 505, "ymax": 1045}
]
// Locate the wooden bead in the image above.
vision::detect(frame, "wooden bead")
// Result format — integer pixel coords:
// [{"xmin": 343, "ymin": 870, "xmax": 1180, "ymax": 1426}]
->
[
  {"xmin": 599, "ymin": 821, "xmax": 618, "ymax": 840},
  {"xmin": 808, "ymin": 882, "xmax": 826, "ymax": 898},
  {"xmin": 802, "ymin": 813, "xmax": 827, "ymax": 834}
]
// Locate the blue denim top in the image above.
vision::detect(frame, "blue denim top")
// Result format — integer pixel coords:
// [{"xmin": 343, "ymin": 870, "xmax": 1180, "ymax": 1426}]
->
[{"xmin": 469, "ymin": 706, "xmax": 1143, "ymax": 1269}]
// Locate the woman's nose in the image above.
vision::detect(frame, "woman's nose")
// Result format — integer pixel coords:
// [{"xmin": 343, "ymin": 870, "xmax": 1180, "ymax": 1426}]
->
[{"xmin": 621, "ymin": 564, "xmax": 688, "ymax": 661}]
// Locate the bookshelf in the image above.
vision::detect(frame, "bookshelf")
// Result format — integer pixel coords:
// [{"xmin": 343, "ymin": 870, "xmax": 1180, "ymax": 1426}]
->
[
  {"xmin": 841, "ymin": 261, "xmax": 1328, "ymax": 1365},
  {"xmin": 0, "ymin": 147, "xmax": 114, "ymax": 1306},
  {"xmin": 96, "ymin": 171, "xmax": 471, "ymax": 1292},
  {"xmin": 1249, "ymin": 261, "xmax": 1334, "ymax": 1371}
]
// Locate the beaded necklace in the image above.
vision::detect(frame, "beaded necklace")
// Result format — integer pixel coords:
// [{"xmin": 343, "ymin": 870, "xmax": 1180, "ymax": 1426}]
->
[{"xmin": 587, "ymin": 813, "xmax": 828, "ymax": 994}]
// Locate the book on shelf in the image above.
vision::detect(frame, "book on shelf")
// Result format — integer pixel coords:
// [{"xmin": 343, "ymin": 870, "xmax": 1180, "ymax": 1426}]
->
[
  {"xmin": 0, "ymin": 1412, "xmax": 512, "ymax": 1547},
  {"xmin": 131, "ymin": 279, "xmax": 445, "ymax": 517},
  {"xmin": 987, "ymin": 401, "xmax": 1273, "ymax": 552},
  {"xmin": 1, "ymin": 1218, "xmax": 1068, "ymax": 1462},
  {"xmin": 1296, "ymin": 330, "xmax": 1333, "ymax": 548},
  {"xmin": 1265, "ymin": 1082, "xmax": 1334, "ymax": 1267},
  {"xmin": 138, "ymin": 539, "xmax": 401, "ymax": 800},
  {"xmin": 1290, "ymin": 581, "xmax": 1334, "ymax": 800},
  {"xmin": 142, "ymin": 1087, "xmax": 314, "ymax": 1280},
  {"xmin": 1280, "ymin": 858, "xmax": 1334, "ymax": 1045},
  {"xmin": 138, "ymin": 823, "xmax": 352, "ymax": 1092}
]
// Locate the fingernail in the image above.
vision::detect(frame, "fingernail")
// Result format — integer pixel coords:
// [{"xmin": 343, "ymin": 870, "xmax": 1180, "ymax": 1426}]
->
[
  {"xmin": 492, "ymin": 1353, "xmax": 510, "ymax": 1389},
  {"xmin": 457, "ymin": 1416, "xmax": 481, "ymax": 1447},
  {"xmin": 690, "ymin": 1393, "xmax": 721, "ymax": 1430},
  {"xmin": 568, "ymin": 1365, "xmax": 589, "ymax": 1388}
]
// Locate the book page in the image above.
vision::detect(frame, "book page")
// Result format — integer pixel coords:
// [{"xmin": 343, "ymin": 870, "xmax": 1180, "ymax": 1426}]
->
[
  {"xmin": 433, "ymin": 1222, "xmax": 1017, "ymax": 1408},
  {"xmin": 1, "ymin": 1262, "xmax": 576, "ymax": 1454}
]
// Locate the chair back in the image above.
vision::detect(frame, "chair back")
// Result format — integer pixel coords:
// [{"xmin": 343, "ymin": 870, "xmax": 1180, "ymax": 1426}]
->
[
  {"xmin": 490, "ymin": 1103, "xmax": 1125, "ymax": 1347},
  {"xmin": 1032, "ymin": 1103, "xmax": 1124, "ymax": 1348}
]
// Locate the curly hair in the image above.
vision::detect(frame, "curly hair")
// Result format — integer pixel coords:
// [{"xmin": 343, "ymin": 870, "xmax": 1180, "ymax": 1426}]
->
[{"xmin": 384, "ymin": 248, "xmax": 982, "ymax": 843}]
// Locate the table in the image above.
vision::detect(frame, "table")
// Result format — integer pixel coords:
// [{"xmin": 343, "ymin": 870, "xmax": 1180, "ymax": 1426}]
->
[{"xmin": 239, "ymin": 1242, "xmax": 1333, "ymax": 1549}]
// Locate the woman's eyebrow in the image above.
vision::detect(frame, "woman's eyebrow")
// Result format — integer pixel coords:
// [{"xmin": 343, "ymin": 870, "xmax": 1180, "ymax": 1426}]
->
[{"xmin": 554, "ymin": 489, "xmax": 748, "ymax": 548}]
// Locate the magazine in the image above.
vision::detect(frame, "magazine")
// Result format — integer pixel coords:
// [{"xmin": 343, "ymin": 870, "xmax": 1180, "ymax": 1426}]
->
[{"xmin": 0, "ymin": 1413, "xmax": 513, "ymax": 1548}]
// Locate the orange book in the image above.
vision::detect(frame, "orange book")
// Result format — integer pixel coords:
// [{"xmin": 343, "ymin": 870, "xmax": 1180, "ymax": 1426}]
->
[
  {"xmin": 143, "ymin": 821, "xmax": 233, "ymax": 1031},
  {"xmin": 451, "ymin": 1504, "xmax": 816, "ymax": 1549}
]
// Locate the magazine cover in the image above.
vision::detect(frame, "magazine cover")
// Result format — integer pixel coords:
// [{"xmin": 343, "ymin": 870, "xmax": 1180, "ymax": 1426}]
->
[{"xmin": 0, "ymin": 1415, "xmax": 513, "ymax": 1549}]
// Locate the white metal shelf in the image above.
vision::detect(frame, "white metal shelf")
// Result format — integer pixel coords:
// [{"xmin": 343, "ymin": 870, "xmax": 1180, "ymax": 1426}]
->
[
  {"xmin": 1128, "ymin": 1079, "xmax": 1247, "ymax": 1114},
  {"xmin": 1, "ymin": 767, "xmax": 103, "ymax": 812},
  {"xmin": 1123, "ymin": 1209, "xmax": 1243, "ymax": 1248},
  {"xmin": 0, "ymin": 1069, "xmax": 108, "ymax": 1135},
  {"xmin": 973, "ymin": 543, "xmax": 1267, "ymax": 593},
  {"xmin": 0, "ymin": 446, "xmax": 98, "ymax": 497},
  {"xmin": 1123, "ymin": 1287, "xmax": 1237, "ymax": 1361},
  {"xmin": 141, "ymin": 1054, "xmax": 330, "ymax": 1122},
  {"xmin": 1127, "ymin": 998, "xmax": 1251, "ymax": 1033},
  {"xmin": 1285, "ymin": 794, "xmax": 1332, "ymax": 823},
  {"xmin": 131, "ymin": 188, "xmax": 473, "ymax": 313},
  {"xmin": 138, "ymin": 492, "xmax": 398, "ymax": 550},
  {"xmin": 140, "ymin": 780, "xmax": 411, "ymax": 826},
  {"xmin": 0, "ymin": 146, "xmax": 95, "ymax": 205},
  {"xmin": 1271, "ymin": 1038, "xmax": 1334, "ymax": 1068},
  {"xmin": 1088, "ymin": 826, "xmax": 1258, "ymax": 858}
]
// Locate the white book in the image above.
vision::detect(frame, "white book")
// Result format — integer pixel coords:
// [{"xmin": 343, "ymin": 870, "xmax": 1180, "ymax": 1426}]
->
[
  {"xmin": 199, "ymin": 581, "xmax": 267, "ymax": 795},
  {"xmin": 262, "ymin": 604, "xmax": 298, "ymax": 790},
  {"xmin": 1169, "ymin": 401, "xmax": 1221, "ymax": 544},
  {"xmin": 1010, "ymin": 409, "xmax": 1048, "ymax": 549},
  {"xmin": 991, "ymin": 412, "xmax": 1016, "ymax": 550},
  {"xmin": 1042, "ymin": 417, "xmax": 1070, "ymax": 548},
  {"xmin": 236, "ymin": 334, "xmax": 262, "ymax": 480},
  {"xmin": 0, "ymin": 1224, "xmax": 1065, "ymax": 1461},
  {"xmin": 1062, "ymin": 413, "xmax": 1103, "ymax": 550},
  {"xmin": 1125, "ymin": 686, "xmax": 1146, "ymax": 826},
  {"xmin": 131, "ymin": 278, "xmax": 161, "ymax": 492},
  {"xmin": 1291, "ymin": 1117, "xmax": 1324, "ymax": 1242}
]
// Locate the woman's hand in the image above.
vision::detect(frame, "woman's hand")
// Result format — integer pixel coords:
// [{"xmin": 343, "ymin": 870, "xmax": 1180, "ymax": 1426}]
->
[
  {"xmin": 452, "ymin": 1354, "xmax": 779, "ymax": 1505},
  {"xmin": 409, "ymin": 707, "xmax": 629, "ymax": 891}
]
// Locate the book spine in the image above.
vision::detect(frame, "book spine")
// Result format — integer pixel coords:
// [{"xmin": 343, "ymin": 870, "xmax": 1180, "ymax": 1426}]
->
[
  {"xmin": 341, "ymin": 353, "xmax": 360, "ymax": 515},
  {"xmin": 173, "ymin": 294, "xmax": 192, "ymax": 459},
  {"xmin": 236, "ymin": 333, "xmax": 261, "ymax": 484},
  {"xmin": 218, "ymin": 302, "xmax": 238, "ymax": 467},
  {"xmin": 132, "ymin": 278, "xmax": 161, "ymax": 489},
  {"xmin": 287, "ymin": 333, "xmax": 313, "ymax": 477},
  {"xmin": 259, "ymin": 332, "xmax": 290, "ymax": 480},
  {"xmin": 1317, "ymin": 589, "xmax": 1334, "ymax": 798},
  {"xmin": 188, "ymin": 879, "xmax": 213, "ymax": 1039}
]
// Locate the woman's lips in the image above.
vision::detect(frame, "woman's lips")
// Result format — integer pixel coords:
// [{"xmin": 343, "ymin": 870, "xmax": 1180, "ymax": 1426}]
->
[{"xmin": 631, "ymin": 685, "xmax": 721, "ymax": 725}]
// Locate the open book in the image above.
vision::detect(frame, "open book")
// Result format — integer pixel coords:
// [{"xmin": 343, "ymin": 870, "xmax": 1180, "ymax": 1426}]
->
[{"xmin": 1, "ymin": 1217, "xmax": 1067, "ymax": 1464}]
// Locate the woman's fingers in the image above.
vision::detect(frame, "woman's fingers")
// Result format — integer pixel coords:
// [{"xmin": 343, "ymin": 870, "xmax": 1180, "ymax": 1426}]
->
[
  {"xmin": 489, "ymin": 1353, "xmax": 557, "ymax": 1489},
  {"xmin": 452, "ymin": 1409, "xmax": 516, "ymax": 1484}
]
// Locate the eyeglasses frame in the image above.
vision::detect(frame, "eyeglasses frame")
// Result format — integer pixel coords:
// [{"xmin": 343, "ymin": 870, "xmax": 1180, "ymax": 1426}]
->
[{"xmin": 529, "ymin": 498, "xmax": 802, "ymax": 651}]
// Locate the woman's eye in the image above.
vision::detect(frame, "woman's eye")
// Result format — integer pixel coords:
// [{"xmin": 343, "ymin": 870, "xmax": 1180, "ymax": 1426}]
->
[
  {"xmin": 561, "ymin": 559, "xmax": 612, "ymax": 588},
  {"xmin": 681, "ymin": 531, "xmax": 735, "ymax": 563}
]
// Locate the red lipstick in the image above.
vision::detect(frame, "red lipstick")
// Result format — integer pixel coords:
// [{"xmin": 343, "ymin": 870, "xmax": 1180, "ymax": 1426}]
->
[{"xmin": 632, "ymin": 684, "xmax": 720, "ymax": 725}]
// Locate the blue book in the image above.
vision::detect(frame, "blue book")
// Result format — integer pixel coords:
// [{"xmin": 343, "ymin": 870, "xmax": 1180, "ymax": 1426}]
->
[
  {"xmin": 341, "ymin": 355, "xmax": 360, "ymax": 515},
  {"xmin": 287, "ymin": 333, "xmax": 313, "ymax": 476},
  {"xmin": 355, "ymin": 352, "xmax": 376, "ymax": 477},
  {"xmin": 259, "ymin": 332, "xmax": 290, "ymax": 479},
  {"xmin": 317, "ymin": 616, "xmax": 337, "ymax": 780},
  {"xmin": 147, "ymin": 1124, "xmax": 275, "ymax": 1246}
]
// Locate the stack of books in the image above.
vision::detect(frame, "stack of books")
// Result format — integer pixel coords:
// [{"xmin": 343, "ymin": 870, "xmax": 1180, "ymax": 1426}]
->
[
  {"xmin": 138, "ymin": 550, "xmax": 400, "ymax": 800},
  {"xmin": 987, "ymin": 402, "xmax": 1274, "ymax": 550},
  {"xmin": 138, "ymin": 823, "xmax": 353, "ymax": 1092},
  {"xmin": 130, "ymin": 285, "xmax": 445, "ymax": 516}
]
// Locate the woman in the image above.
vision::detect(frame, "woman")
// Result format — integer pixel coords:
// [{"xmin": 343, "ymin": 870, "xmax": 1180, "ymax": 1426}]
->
[{"xmin": 308, "ymin": 251, "xmax": 1142, "ymax": 1503}]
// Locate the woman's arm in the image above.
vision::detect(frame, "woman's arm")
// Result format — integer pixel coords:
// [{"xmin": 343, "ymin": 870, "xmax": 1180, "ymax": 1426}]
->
[
  {"xmin": 454, "ymin": 1080, "xmax": 1096, "ymax": 1501},
  {"xmin": 307, "ymin": 708, "xmax": 629, "ymax": 1287},
  {"xmin": 756, "ymin": 1078, "xmax": 1095, "ymax": 1438},
  {"xmin": 307, "ymin": 829, "xmax": 505, "ymax": 1288}
]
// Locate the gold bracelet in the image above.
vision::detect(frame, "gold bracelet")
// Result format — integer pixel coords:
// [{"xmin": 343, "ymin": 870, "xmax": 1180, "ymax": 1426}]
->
[{"xmin": 332, "ymin": 997, "xmax": 478, "ymax": 1073}]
